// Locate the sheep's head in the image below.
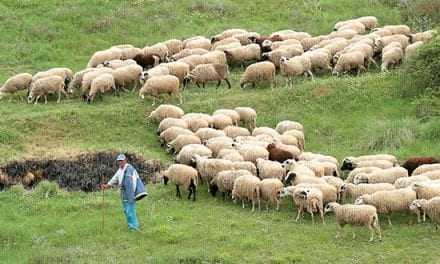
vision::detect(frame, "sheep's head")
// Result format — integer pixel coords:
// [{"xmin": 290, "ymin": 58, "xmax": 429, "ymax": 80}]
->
[
  {"xmin": 354, "ymin": 195, "xmax": 367, "ymax": 205},
  {"xmin": 27, "ymin": 93, "xmax": 34, "ymax": 104},
  {"xmin": 208, "ymin": 179, "xmax": 218, "ymax": 197},
  {"xmin": 182, "ymin": 74, "xmax": 193, "ymax": 88},
  {"xmin": 340, "ymin": 158, "xmax": 355, "ymax": 171},
  {"xmin": 284, "ymin": 171, "xmax": 296, "ymax": 186},
  {"xmin": 261, "ymin": 52, "xmax": 270, "ymax": 61},
  {"xmin": 324, "ymin": 202, "xmax": 339, "ymax": 214},
  {"xmin": 340, "ymin": 183, "xmax": 349, "ymax": 193},
  {"xmin": 267, "ymin": 143, "xmax": 276, "ymax": 150},
  {"xmin": 261, "ymin": 39, "xmax": 272, "ymax": 49},
  {"xmin": 103, "ymin": 60, "xmax": 111, "ymax": 67},
  {"xmin": 279, "ymin": 56, "xmax": 289, "ymax": 65},
  {"xmin": 279, "ymin": 186, "xmax": 294, "ymax": 198},
  {"xmin": 248, "ymin": 36, "xmax": 257, "ymax": 43},
  {"xmin": 353, "ymin": 173, "xmax": 368, "ymax": 184},
  {"xmin": 140, "ymin": 71, "xmax": 149, "ymax": 82}
]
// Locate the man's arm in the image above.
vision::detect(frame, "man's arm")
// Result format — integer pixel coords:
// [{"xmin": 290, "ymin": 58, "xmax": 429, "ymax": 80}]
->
[{"xmin": 101, "ymin": 170, "xmax": 120, "ymax": 189}]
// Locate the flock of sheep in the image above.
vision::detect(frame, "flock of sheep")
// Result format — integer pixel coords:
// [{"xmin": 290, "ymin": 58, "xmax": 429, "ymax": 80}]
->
[
  {"xmin": 149, "ymin": 104, "xmax": 440, "ymax": 242},
  {"xmin": 0, "ymin": 16, "xmax": 436, "ymax": 105}
]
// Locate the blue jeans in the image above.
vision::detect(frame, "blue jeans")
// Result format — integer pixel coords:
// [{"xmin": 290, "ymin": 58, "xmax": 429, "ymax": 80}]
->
[{"xmin": 122, "ymin": 201, "xmax": 139, "ymax": 231}]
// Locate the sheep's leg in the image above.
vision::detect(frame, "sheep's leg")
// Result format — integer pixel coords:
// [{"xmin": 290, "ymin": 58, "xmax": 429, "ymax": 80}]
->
[
  {"xmin": 368, "ymin": 224, "xmax": 375, "ymax": 242},
  {"xmin": 251, "ymin": 200, "xmax": 255, "ymax": 212},
  {"xmin": 178, "ymin": 93, "xmax": 183, "ymax": 105},
  {"xmin": 57, "ymin": 91, "xmax": 61, "ymax": 103},
  {"xmin": 352, "ymin": 230, "xmax": 356, "ymax": 240},
  {"xmin": 151, "ymin": 97, "xmax": 157, "ymax": 106},
  {"xmin": 175, "ymin": 184, "xmax": 181, "ymax": 198},
  {"xmin": 423, "ymin": 212, "xmax": 426, "ymax": 222},
  {"xmin": 276, "ymin": 199, "xmax": 280, "ymax": 211},
  {"xmin": 202, "ymin": 82, "xmax": 205, "ymax": 89},
  {"xmin": 369, "ymin": 57, "xmax": 378, "ymax": 68},
  {"xmin": 335, "ymin": 224, "xmax": 342, "ymax": 239},
  {"xmin": 266, "ymin": 201, "xmax": 269, "ymax": 211},
  {"xmin": 308, "ymin": 71, "xmax": 314, "ymax": 81},
  {"xmin": 195, "ymin": 82, "xmax": 200, "ymax": 88},
  {"xmin": 44, "ymin": 95, "xmax": 48, "ymax": 104},
  {"xmin": 225, "ymin": 79, "xmax": 231, "ymax": 89},
  {"xmin": 222, "ymin": 192, "xmax": 226, "ymax": 201},
  {"xmin": 295, "ymin": 206, "xmax": 303, "ymax": 221},
  {"xmin": 242, "ymin": 200, "xmax": 245, "ymax": 209},
  {"xmin": 258, "ymin": 198, "xmax": 261, "ymax": 211},
  {"xmin": 319, "ymin": 208, "xmax": 325, "ymax": 224},
  {"xmin": 216, "ymin": 80, "xmax": 221, "ymax": 89},
  {"xmin": 310, "ymin": 210, "xmax": 315, "ymax": 224},
  {"xmin": 387, "ymin": 215, "xmax": 392, "ymax": 226}
]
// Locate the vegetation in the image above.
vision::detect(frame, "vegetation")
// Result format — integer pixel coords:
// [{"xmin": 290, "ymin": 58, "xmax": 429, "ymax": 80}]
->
[{"xmin": 0, "ymin": 0, "xmax": 440, "ymax": 263}]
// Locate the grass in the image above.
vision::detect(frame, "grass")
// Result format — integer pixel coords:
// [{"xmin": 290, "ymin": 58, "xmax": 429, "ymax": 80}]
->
[{"xmin": 1, "ymin": 0, "xmax": 440, "ymax": 263}]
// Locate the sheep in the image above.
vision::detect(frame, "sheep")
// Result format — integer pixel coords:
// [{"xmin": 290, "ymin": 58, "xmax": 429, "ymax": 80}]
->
[
  {"xmin": 240, "ymin": 61, "xmax": 276, "ymax": 89},
  {"xmin": 86, "ymin": 73, "xmax": 116, "ymax": 103},
  {"xmin": 211, "ymin": 114, "xmax": 232, "ymax": 130},
  {"xmin": 139, "ymin": 75, "xmax": 182, "ymax": 106},
  {"xmin": 233, "ymin": 32, "xmax": 260, "ymax": 45},
  {"xmin": 282, "ymin": 186, "xmax": 324, "ymax": 223},
  {"xmin": 283, "ymin": 130, "xmax": 305, "ymax": 151},
  {"xmin": 410, "ymin": 198, "xmax": 440, "ymax": 228},
  {"xmin": 143, "ymin": 43, "xmax": 169, "ymax": 61},
  {"xmin": 211, "ymin": 29, "xmax": 248, "ymax": 42},
  {"xmin": 413, "ymin": 164, "xmax": 440, "ymax": 176},
  {"xmin": 356, "ymin": 16, "xmax": 379, "ymax": 30},
  {"xmin": 192, "ymin": 155, "xmax": 234, "ymax": 184},
  {"xmin": 211, "ymin": 37, "xmax": 240, "ymax": 49},
  {"xmin": 353, "ymin": 167, "xmax": 408, "ymax": 184},
  {"xmin": 101, "ymin": 59, "xmax": 137, "ymax": 69},
  {"xmin": 297, "ymin": 160, "xmax": 326, "ymax": 177},
  {"xmin": 261, "ymin": 45, "xmax": 304, "ymax": 67},
  {"xmin": 334, "ymin": 43, "xmax": 377, "ymax": 68},
  {"xmin": 333, "ymin": 51, "xmax": 366, "ymax": 76},
  {"xmin": 0, "ymin": 170, "xmax": 9, "ymax": 187},
  {"xmin": 301, "ymin": 36, "xmax": 328, "ymax": 51},
  {"xmin": 295, "ymin": 183, "xmax": 338, "ymax": 205},
  {"xmin": 148, "ymin": 104, "xmax": 184, "ymax": 123},
  {"xmin": 298, "ymin": 152, "xmax": 338, "ymax": 166},
  {"xmin": 162, "ymin": 164, "xmax": 198, "ymax": 201},
  {"xmin": 276, "ymin": 134, "xmax": 299, "ymax": 148},
  {"xmin": 175, "ymin": 144, "xmax": 212, "ymax": 165},
  {"xmin": 409, "ymin": 30, "xmax": 435, "ymax": 43},
  {"xmin": 0, "ymin": 73, "xmax": 33, "ymax": 99},
  {"xmin": 417, "ymin": 171, "xmax": 440, "ymax": 181},
  {"xmin": 183, "ymin": 113, "xmax": 214, "ymax": 130},
  {"xmin": 232, "ymin": 161, "xmax": 257, "ymax": 175},
  {"xmin": 303, "ymin": 50, "xmax": 333, "ymax": 73},
  {"xmin": 32, "ymin": 68, "xmax": 74, "ymax": 88},
  {"xmin": 284, "ymin": 171, "xmax": 326, "ymax": 186},
  {"xmin": 248, "ymin": 35, "xmax": 283, "ymax": 49},
  {"xmin": 231, "ymin": 175, "xmax": 261, "ymax": 212},
  {"xmin": 383, "ymin": 25, "xmax": 411, "ymax": 35},
  {"xmin": 340, "ymin": 183, "xmax": 396, "ymax": 202},
  {"xmin": 202, "ymin": 51, "xmax": 228, "ymax": 65},
  {"xmin": 27, "ymin": 76, "xmax": 67, "ymax": 104},
  {"xmin": 163, "ymin": 39, "xmax": 184, "ymax": 55},
  {"xmin": 205, "ymin": 136, "xmax": 234, "ymax": 157},
  {"xmin": 256, "ymin": 158, "xmax": 286, "ymax": 180},
  {"xmin": 195, "ymin": 128, "xmax": 226, "ymax": 143},
  {"xmin": 160, "ymin": 62, "xmax": 191, "ymax": 83},
  {"xmin": 338, "ymin": 21, "xmax": 366, "ymax": 34},
  {"xmin": 159, "ymin": 126, "xmax": 194, "ymax": 145},
  {"xmin": 345, "ymin": 167, "xmax": 381, "ymax": 183},
  {"xmin": 157, "ymin": 118, "xmax": 188, "ymax": 135},
  {"xmin": 182, "ymin": 64, "xmax": 231, "ymax": 89},
  {"xmin": 344, "ymin": 154, "xmax": 398, "ymax": 165},
  {"xmin": 405, "ymin": 41, "xmax": 424, "ymax": 61},
  {"xmin": 412, "ymin": 183, "xmax": 440, "ymax": 200},
  {"xmin": 322, "ymin": 39, "xmax": 350, "ymax": 56},
  {"xmin": 214, "ymin": 42, "xmax": 242, "ymax": 52},
  {"xmin": 167, "ymin": 134, "xmax": 201, "ymax": 155},
  {"xmin": 393, "ymin": 175, "xmax": 431, "ymax": 189},
  {"xmin": 171, "ymin": 48, "xmax": 209, "ymax": 60},
  {"xmin": 268, "ymin": 39, "xmax": 302, "ymax": 51},
  {"xmin": 267, "ymin": 143, "xmax": 297, "ymax": 163},
  {"xmin": 209, "ymin": 169, "xmax": 252, "ymax": 199},
  {"xmin": 80, "ymin": 68, "xmax": 114, "ymax": 96},
  {"xmin": 400, "ymin": 157, "xmax": 440, "ymax": 176},
  {"xmin": 112, "ymin": 64, "xmax": 143, "ymax": 90},
  {"xmin": 279, "ymin": 56, "xmax": 314, "ymax": 83},
  {"xmin": 340, "ymin": 158, "xmax": 394, "ymax": 171},
  {"xmin": 140, "ymin": 66, "xmax": 170, "ymax": 81},
  {"xmin": 234, "ymin": 143, "xmax": 270, "ymax": 164},
  {"xmin": 87, "ymin": 49, "xmax": 122, "ymax": 68},
  {"xmin": 381, "ymin": 46, "xmax": 404, "ymax": 72},
  {"xmin": 224, "ymin": 44, "xmax": 261, "ymax": 67},
  {"xmin": 374, "ymin": 34, "xmax": 409, "ymax": 52},
  {"xmin": 324, "ymin": 203, "xmax": 382, "ymax": 242},
  {"xmin": 178, "ymin": 54, "xmax": 207, "ymax": 70},
  {"xmin": 329, "ymin": 29, "xmax": 359, "ymax": 40},
  {"xmin": 355, "ymin": 188, "xmax": 416, "ymax": 225},
  {"xmin": 68, "ymin": 68, "xmax": 98, "ymax": 93},
  {"xmin": 183, "ymin": 36, "xmax": 211, "ymax": 50},
  {"xmin": 213, "ymin": 109, "xmax": 240, "ymax": 125},
  {"xmin": 220, "ymin": 152, "xmax": 244, "ymax": 162},
  {"xmin": 322, "ymin": 176, "xmax": 345, "ymax": 201},
  {"xmin": 132, "ymin": 53, "xmax": 160, "ymax": 70},
  {"xmin": 276, "ymin": 31, "xmax": 312, "ymax": 41},
  {"xmin": 118, "ymin": 47, "xmax": 142, "ymax": 60},
  {"xmin": 282, "ymin": 159, "xmax": 316, "ymax": 177},
  {"xmin": 259, "ymin": 178, "xmax": 284, "ymax": 210},
  {"xmin": 223, "ymin": 126, "xmax": 250, "ymax": 139}
]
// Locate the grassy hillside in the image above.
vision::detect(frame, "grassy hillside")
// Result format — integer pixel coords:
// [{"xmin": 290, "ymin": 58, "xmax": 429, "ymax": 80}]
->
[{"xmin": 1, "ymin": 0, "xmax": 440, "ymax": 263}]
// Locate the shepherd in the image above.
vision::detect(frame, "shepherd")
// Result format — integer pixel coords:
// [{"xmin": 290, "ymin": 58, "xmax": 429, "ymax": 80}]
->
[{"xmin": 101, "ymin": 153, "xmax": 147, "ymax": 231}]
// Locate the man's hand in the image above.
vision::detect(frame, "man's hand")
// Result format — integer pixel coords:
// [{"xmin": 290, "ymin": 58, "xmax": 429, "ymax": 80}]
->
[{"xmin": 100, "ymin": 184, "xmax": 111, "ymax": 190}]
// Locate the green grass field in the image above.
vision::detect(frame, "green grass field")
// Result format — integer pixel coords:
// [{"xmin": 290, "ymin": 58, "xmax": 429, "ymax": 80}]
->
[{"xmin": 1, "ymin": 0, "xmax": 440, "ymax": 263}]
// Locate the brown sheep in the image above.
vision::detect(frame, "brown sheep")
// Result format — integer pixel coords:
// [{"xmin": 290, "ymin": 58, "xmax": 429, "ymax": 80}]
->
[
  {"xmin": 401, "ymin": 157, "xmax": 440, "ymax": 175},
  {"xmin": 132, "ymin": 53, "xmax": 160, "ymax": 70},
  {"xmin": 267, "ymin": 143, "xmax": 294, "ymax": 163}
]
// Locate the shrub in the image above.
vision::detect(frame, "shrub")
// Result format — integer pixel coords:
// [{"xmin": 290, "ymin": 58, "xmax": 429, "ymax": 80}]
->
[
  {"xmin": 8, "ymin": 184, "xmax": 26, "ymax": 196},
  {"xmin": 33, "ymin": 180, "xmax": 60, "ymax": 199}
]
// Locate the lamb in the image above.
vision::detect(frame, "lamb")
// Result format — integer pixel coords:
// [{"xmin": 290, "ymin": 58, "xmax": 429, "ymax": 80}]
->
[
  {"xmin": 413, "ymin": 164, "xmax": 440, "ymax": 176},
  {"xmin": 410, "ymin": 198, "xmax": 440, "ymax": 228},
  {"xmin": 409, "ymin": 30, "xmax": 435, "ymax": 43},
  {"xmin": 211, "ymin": 114, "xmax": 232, "ymax": 130},
  {"xmin": 167, "ymin": 134, "xmax": 201, "ymax": 155},
  {"xmin": 401, "ymin": 157, "xmax": 439, "ymax": 175},
  {"xmin": 240, "ymin": 61, "xmax": 276, "ymax": 89},
  {"xmin": 333, "ymin": 51, "xmax": 366, "ymax": 76},
  {"xmin": 340, "ymin": 183, "xmax": 396, "ymax": 202},
  {"xmin": 86, "ymin": 73, "xmax": 116, "ymax": 103},
  {"xmin": 205, "ymin": 136, "xmax": 234, "ymax": 157},
  {"xmin": 353, "ymin": 167, "xmax": 408, "ymax": 184},
  {"xmin": 0, "ymin": 73, "xmax": 33, "ymax": 99},
  {"xmin": 192, "ymin": 155, "xmax": 233, "ymax": 184},
  {"xmin": 266, "ymin": 143, "xmax": 295, "ymax": 163},
  {"xmin": 355, "ymin": 188, "xmax": 416, "ymax": 225},
  {"xmin": 256, "ymin": 158, "xmax": 286, "ymax": 180},
  {"xmin": 139, "ymin": 75, "xmax": 182, "ymax": 106},
  {"xmin": 27, "ymin": 76, "xmax": 67, "ymax": 104},
  {"xmin": 175, "ymin": 144, "xmax": 212, "ymax": 165},
  {"xmin": 231, "ymin": 175, "xmax": 261, "ymax": 212},
  {"xmin": 284, "ymin": 171, "xmax": 326, "ymax": 186},
  {"xmin": 224, "ymin": 44, "xmax": 261, "ymax": 67},
  {"xmin": 112, "ymin": 64, "xmax": 143, "ymax": 90},
  {"xmin": 182, "ymin": 64, "xmax": 231, "ymax": 89},
  {"xmin": 102, "ymin": 59, "xmax": 137, "ymax": 69},
  {"xmin": 160, "ymin": 62, "xmax": 191, "ymax": 83},
  {"xmin": 381, "ymin": 46, "xmax": 404, "ymax": 72},
  {"xmin": 195, "ymin": 128, "xmax": 226, "ymax": 143},
  {"xmin": 87, "ymin": 49, "xmax": 122, "ymax": 68},
  {"xmin": 159, "ymin": 126, "xmax": 194, "ymax": 144},
  {"xmin": 259, "ymin": 178, "xmax": 284, "ymax": 210},
  {"xmin": 412, "ymin": 183, "xmax": 440, "ymax": 200},
  {"xmin": 171, "ymin": 48, "xmax": 209, "ymax": 60},
  {"xmin": 404, "ymin": 41, "xmax": 423, "ymax": 61},
  {"xmin": 148, "ymin": 104, "xmax": 184, "ymax": 123},
  {"xmin": 223, "ymin": 126, "xmax": 250, "ymax": 139},
  {"xmin": 324, "ymin": 202, "xmax": 382, "ymax": 242},
  {"xmin": 163, "ymin": 39, "xmax": 184, "ymax": 55},
  {"xmin": 209, "ymin": 169, "xmax": 252, "ymax": 199},
  {"xmin": 162, "ymin": 164, "xmax": 198, "ymax": 201},
  {"xmin": 282, "ymin": 186, "xmax": 324, "ymax": 223},
  {"xmin": 183, "ymin": 36, "xmax": 211, "ymax": 50},
  {"xmin": 261, "ymin": 45, "xmax": 304, "ymax": 67},
  {"xmin": 157, "ymin": 118, "xmax": 188, "ymax": 134},
  {"xmin": 279, "ymin": 56, "xmax": 314, "ymax": 83},
  {"xmin": 234, "ymin": 143, "xmax": 270, "ymax": 164}
]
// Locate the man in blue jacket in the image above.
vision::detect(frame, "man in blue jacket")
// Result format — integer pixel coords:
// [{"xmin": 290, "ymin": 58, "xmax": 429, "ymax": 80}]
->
[{"xmin": 102, "ymin": 154, "xmax": 140, "ymax": 231}]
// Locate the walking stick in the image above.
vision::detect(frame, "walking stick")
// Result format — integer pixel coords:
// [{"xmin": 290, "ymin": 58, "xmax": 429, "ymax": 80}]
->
[{"xmin": 101, "ymin": 174, "xmax": 105, "ymax": 232}]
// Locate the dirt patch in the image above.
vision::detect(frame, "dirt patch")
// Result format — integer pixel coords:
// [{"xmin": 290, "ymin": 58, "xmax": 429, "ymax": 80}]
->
[{"xmin": 0, "ymin": 151, "xmax": 161, "ymax": 191}]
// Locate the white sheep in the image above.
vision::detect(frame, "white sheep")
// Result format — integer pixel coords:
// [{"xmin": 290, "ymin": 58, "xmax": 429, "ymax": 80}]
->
[
  {"xmin": 205, "ymin": 136, "xmax": 234, "ymax": 157},
  {"xmin": 232, "ymin": 174, "xmax": 261, "ymax": 212},
  {"xmin": 224, "ymin": 44, "xmax": 261, "ymax": 67},
  {"xmin": 148, "ymin": 104, "xmax": 184, "ymax": 123},
  {"xmin": 139, "ymin": 75, "xmax": 182, "ymax": 106},
  {"xmin": 171, "ymin": 48, "xmax": 209, "ymax": 60},
  {"xmin": 256, "ymin": 158, "xmax": 286, "ymax": 180},
  {"xmin": 167, "ymin": 134, "xmax": 201, "ymax": 155},
  {"xmin": 162, "ymin": 164, "xmax": 198, "ymax": 201},
  {"xmin": 413, "ymin": 164, "xmax": 440, "ymax": 176},
  {"xmin": 333, "ymin": 51, "xmax": 366, "ymax": 76},
  {"xmin": 27, "ymin": 76, "xmax": 67, "ymax": 104},
  {"xmin": 393, "ymin": 175, "xmax": 431, "ymax": 189},
  {"xmin": 143, "ymin": 43, "xmax": 169, "ymax": 61},
  {"xmin": 183, "ymin": 64, "xmax": 231, "ymax": 89},
  {"xmin": 324, "ymin": 202, "xmax": 382, "ymax": 242},
  {"xmin": 280, "ymin": 56, "xmax": 314, "ymax": 83},
  {"xmin": 112, "ymin": 64, "xmax": 143, "ymax": 90},
  {"xmin": 192, "ymin": 155, "xmax": 233, "ymax": 184},
  {"xmin": 261, "ymin": 45, "xmax": 304, "ymax": 67},
  {"xmin": 0, "ymin": 73, "xmax": 33, "ymax": 99},
  {"xmin": 212, "ymin": 114, "xmax": 233, "ymax": 130},
  {"xmin": 340, "ymin": 183, "xmax": 396, "ymax": 202},
  {"xmin": 87, "ymin": 49, "xmax": 122, "ymax": 68},
  {"xmin": 159, "ymin": 126, "xmax": 194, "ymax": 144},
  {"xmin": 80, "ymin": 68, "xmax": 114, "ymax": 95},
  {"xmin": 353, "ymin": 167, "xmax": 408, "ymax": 184},
  {"xmin": 295, "ymin": 183, "xmax": 338, "ymax": 204},
  {"xmin": 160, "ymin": 62, "xmax": 191, "ymax": 84},
  {"xmin": 183, "ymin": 113, "xmax": 213, "ymax": 131},
  {"xmin": 381, "ymin": 46, "xmax": 403, "ymax": 72},
  {"xmin": 405, "ymin": 41, "xmax": 423, "ymax": 61},
  {"xmin": 282, "ymin": 186, "xmax": 324, "ymax": 223},
  {"xmin": 355, "ymin": 188, "xmax": 416, "ymax": 225},
  {"xmin": 195, "ymin": 127, "xmax": 226, "ymax": 143},
  {"xmin": 412, "ymin": 183, "xmax": 440, "ymax": 200},
  {"xmin": 163, "ymin": 39, "xmax": 184, "ymax": 55},
  {"xmin": 183, "ymin": 36, "xmax": 212, "ymax": 50},
  {"xmin": 175, "ymin": 144, "xmax": 212, "ymax": 165},
  {"xmin": 259, "ymin": 178, "xmax": 284, "ymax": 211},
  {"xmin": 223, "ymin": 126, "xmax": 250, "ymax": 139},
  {"xmin": 383, "ymin": 25, "xmax": 411, "ymax": 35},
  {"xmin": 102, "ymin": 59, "xmax": 137, "ymax": 69},
  {"xmin": 157, "ymin": 118, "xmax": 189, "ymax": 134},
  {"xmin": 410, "ymin": 198, "xmax": 440, "ymax": 228},
  {"xmin": 87, "ymin": 73, "xmax": 116, "ymax": 103},
  {"xmin": 240, "ymin": 61, "xmax": 276, "ymax": 89},
  {"xmin": 283, "ymin": 171, "xmax": 326, "ymax": 186},
  {"xmin": 202, "ymin": 51, "xmax": 228, "ymax": 65},
  {"xmin": 209, "ymin": 169, "xmax": 252, "ymax": 199},
  {"xmin": 233, "ymin": 143, "xmax": 270, "ymax": 164},
  {"xmin": 232, "ymin": 161, "xmax": 258, "ymax": 175}
]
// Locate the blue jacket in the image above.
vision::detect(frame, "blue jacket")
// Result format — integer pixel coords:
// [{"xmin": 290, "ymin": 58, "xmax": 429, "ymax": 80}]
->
[{"xmin": 121, "ymin": 164, "xmax": 137, "ymax": 203}]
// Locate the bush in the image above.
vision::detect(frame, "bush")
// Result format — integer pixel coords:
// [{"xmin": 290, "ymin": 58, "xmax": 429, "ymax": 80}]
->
[
  {"xmin": 33, "ymin": 180, "xmax": 60, "ymax": 199},
  {"xmin": 8, "ymin": 184, "xmax": 26, "ymax": 196}
]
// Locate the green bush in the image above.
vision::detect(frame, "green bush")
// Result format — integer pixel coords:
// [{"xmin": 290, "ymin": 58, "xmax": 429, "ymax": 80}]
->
[
  {"xmin": 33, "ymin": 180, "xmax": 60, "ymax": 199},
  {"xmin": 8, "ymin": 184, "xmax": 26, "ymax": 196}
]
